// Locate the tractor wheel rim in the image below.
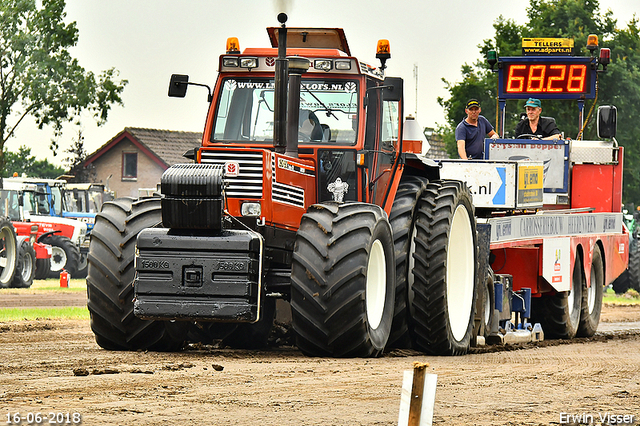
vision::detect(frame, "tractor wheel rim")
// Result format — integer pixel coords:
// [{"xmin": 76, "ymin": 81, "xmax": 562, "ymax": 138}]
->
[
  {"xmin": 0, "ymin": 226, "xmax": 17, "ymax": 283},
  {"xmin": 588, "ymin": 263, "xmax": 597, "ymax": 314},
  {"xmin": 446, "ymin": 204, "xmax": 475, "ymax": 342},
  {"xmin": 484, "ymin": 282, "xmax": 491, "ymax": 328},
  {"xmin": 21, "ymin": 252, "xmax": 33, "ymax": 281},
  {"xmin": 50, "ymin": 246, "xmax": 67, "ymax": 272},
  {"xmin": 366, "ymin": 239, "xmax": 386, "ymax": 330},
  {"xmin": 568, "ymin": 286, "xmax": 576, "ymax": 316}
]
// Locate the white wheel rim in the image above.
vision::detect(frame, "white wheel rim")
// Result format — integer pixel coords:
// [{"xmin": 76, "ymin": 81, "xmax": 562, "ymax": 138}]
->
[
  {"xmin": 484, "ymin": 282, "xmax": 491, "ymax": 327},
  {"xmin": 0, "ymin": 226, "xmax": 17, "ymax": 283},
  {"xmin": 366, "ymin": 239, "xmax": 386, "ymax": 330},
  {"xmin": 21, "ymin": 251, "xmax": 33, "ymax": 281},
  {"xmin": 78, "ymin": 253, "xmax": 88, "ymax": 270},
  {"xmin": 588, "ymin": 262, "xmax": 597, "ymax": 314},
  {"xmin": 50, "ymin": 246, "xmax": 67, "ymax": 272},
  {"xmin": 568, "ymin": 286, "xmax": 576, "ymax": 316},
  {"xmin": 408, "ymin": 226, "xmax": 418, "ymax": 316},
  {"xmin": 447, "ymin": 204, "xmax": 475, "ymax": 342}
]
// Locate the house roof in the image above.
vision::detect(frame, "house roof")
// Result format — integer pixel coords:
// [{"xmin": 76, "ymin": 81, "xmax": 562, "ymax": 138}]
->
[
  {"xmin": 84, "ymin": 127, "xmax": 203, "ymax": 169},
  {"xmin": 424, "ymin": 133, "xmax": 449, "ymax": 159}
]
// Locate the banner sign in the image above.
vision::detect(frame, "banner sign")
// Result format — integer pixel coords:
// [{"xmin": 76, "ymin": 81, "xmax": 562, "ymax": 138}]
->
[{"xmin": 522, "ymin": 38, "xmax": 574, "ymax": 55}]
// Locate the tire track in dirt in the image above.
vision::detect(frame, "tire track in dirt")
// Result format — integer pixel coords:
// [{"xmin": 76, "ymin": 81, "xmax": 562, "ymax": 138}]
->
[{"xmin": 0, "ymin": 293, "xmax": 87, "ymax": 308}]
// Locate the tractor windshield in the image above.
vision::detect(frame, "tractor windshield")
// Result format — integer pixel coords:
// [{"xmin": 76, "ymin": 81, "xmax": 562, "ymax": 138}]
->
[
  {"xmin": 0, "ymin": 190, "xmax": 21, "ymax": 221},
  {"xmin": 211, "ymin": 77, "xmax": 359, "ymax": 145}
]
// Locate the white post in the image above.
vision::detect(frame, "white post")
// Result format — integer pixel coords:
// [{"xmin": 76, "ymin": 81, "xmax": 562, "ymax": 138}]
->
[{"xmin": 398, "ymin": 362, "xmax": 437, "ymax": 426}]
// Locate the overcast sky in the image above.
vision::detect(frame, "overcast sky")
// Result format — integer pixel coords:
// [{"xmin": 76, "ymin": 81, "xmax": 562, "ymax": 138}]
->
[{"xmin": 7, "ymin": 0, "xmax": 640, "ymax": 167}]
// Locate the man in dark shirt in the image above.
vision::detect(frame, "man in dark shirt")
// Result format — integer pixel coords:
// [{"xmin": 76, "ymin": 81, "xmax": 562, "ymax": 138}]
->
[
  {"xmin": 515, "ymin": 98, "xmax": 562, "ymax": 140},
  {"xmin": 455, "ymin": 99, "xmax": 498, "ymax": 159}
]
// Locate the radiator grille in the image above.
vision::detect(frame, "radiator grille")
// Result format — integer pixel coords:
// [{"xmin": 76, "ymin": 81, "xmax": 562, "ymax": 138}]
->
[{"xmin": 200, "ymin": 150, "xmax": 263, "ymax": 198}]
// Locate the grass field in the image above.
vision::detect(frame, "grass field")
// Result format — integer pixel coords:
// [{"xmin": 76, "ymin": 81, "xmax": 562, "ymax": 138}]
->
[
  {"xmin": 0, "ymin": 307, "xmax": 89, "ymax": 321},
  {"xmin": 604, "ymin": 286, "xmax": 640, "ymax": 304},
  {"xmin": 1, "ymin": 279, "xmax": 89, "ymax": 321},
  {"xmin": 1, "ymin": 278, "xmax": 87, "ymax": 294}
]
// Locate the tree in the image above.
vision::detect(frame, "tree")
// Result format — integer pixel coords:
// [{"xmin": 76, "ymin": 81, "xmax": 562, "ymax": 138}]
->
[
  {"xmin": 63, "ymin": 129, "xmax": 95, "ymax": 182},
  {"xmin": 438, "ymin": 0, "xmax": 640, "ymax": 203},
  {"xmin": 2, "ymin": 145, "xmax": 65, "ymax": 178},
  {"xmin": 0, "ymin": 0, "xmax": 127, "ymax": 173}
]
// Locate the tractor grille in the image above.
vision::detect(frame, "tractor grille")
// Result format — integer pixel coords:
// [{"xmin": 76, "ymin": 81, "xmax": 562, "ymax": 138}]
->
[
  {"xmin": 200, "ymin": 150, "xmax": 263, "ymax": 198},
  {"xmin": 272, "ymin": 181, "xmax": 305, "ymax": 208},
  {"xmin": 271, "ymin": 156, "xmax": 305, "ymax": 208}
]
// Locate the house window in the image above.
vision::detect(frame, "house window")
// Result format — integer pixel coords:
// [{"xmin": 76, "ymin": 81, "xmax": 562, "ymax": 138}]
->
[{"xmin": 122, "ymin": 152, "xmax": 138, "ymax": 180}]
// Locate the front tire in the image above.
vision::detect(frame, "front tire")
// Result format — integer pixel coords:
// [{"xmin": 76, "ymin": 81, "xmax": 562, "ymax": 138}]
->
[
  {"xmin": 410, "ymin": 180, "xmax": 478, "ymax": 355},
  {"xmin": 291, "ymin": 203, "xmax": 395, "ymax": 357},
  {"xmin": 87, "ymin": 197, "xmax": 187, "ymax": 351},
  {"xmin": 11, "ymin": 238, "xmax": 36, "ymax": 288}
]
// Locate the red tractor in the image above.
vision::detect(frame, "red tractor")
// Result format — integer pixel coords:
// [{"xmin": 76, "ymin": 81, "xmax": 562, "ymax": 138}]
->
[
  {"xmin": 87, "ymin": 15, "xmax": 476, "ymax": 356},
  {"xmin": 0, "ymin": 187, "xmax": 50, "ymax": 288},
  {"xmin": 1, "ymin": 180, "xmax": 85, "ymax": 280},
  {"xmin": 86, "ymin": 17, "xmax": 625, "ymax": 357}
]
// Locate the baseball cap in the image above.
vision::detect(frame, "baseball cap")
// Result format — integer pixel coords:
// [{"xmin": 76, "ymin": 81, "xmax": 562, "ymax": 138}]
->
[
  {"xmin": 465, "ymin": 99, "xmax": 480, "ymax": 109},
  {"xmin": 524, "ymin": 98, "xmax": 542, "ymax": 108}
]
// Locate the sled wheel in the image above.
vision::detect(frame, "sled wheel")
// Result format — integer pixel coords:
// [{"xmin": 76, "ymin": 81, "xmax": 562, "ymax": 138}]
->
[
  {"xmin": 577, "ymin": 245, "xmax": 604, "ymax": 337},
  {"xmin": 482, "ymin": 269, "xmax": 496, "ymax": 338},
  {"xmin": 531, "ymin": 251, "xmax": 583, "ymax": 339}
]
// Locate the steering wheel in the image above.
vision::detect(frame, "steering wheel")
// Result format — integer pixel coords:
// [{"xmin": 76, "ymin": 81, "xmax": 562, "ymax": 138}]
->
[{"xmin": 516, "ymin": 134, "xmax": 540, "ymax": 139}]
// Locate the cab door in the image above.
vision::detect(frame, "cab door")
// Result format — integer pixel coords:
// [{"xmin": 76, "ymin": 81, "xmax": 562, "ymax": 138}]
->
[{"xmin": 364, "ymin": 79, "xmax": 401, "ymax": 205}]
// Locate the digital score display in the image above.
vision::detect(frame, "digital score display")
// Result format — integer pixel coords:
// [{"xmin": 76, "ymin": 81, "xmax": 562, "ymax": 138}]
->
[{"xmin": 498, "ymin": 57, "xmax": 596, "ymax": 99}]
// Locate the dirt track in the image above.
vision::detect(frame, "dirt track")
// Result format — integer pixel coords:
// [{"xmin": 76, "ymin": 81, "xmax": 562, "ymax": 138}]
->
[{"xmin": 0, "ymin": 299, "xmax": 639, "ymax": 425}]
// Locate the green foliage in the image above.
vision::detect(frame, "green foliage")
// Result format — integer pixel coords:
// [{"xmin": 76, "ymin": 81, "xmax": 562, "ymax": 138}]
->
[
  {"xmin": 62, "ymin": 129, "xmax": 95, "ymax": 182},
  {"xmin": 2, "ymin": 145, "xmax": 65, "ymax": 178},
  {"xmin": 438, "ymin": 0, "xmax": 640, "ymax": 203},
  {"xmin": 0, "ymin": 0, "xmax": 127, "ymax": 171}
]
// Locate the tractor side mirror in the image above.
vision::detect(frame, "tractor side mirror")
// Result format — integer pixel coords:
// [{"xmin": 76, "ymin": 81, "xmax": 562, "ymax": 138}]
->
[
  {"xmin": 168, "ymin": 74, "xmax": 189, "ymax": 98},
  {"xmin": 597, "ymin": 105, "xmax": 617, "ymax": 139},
  {"xmin": 382, "ymin": 77, "xmax": 403, "ymax": 102}
]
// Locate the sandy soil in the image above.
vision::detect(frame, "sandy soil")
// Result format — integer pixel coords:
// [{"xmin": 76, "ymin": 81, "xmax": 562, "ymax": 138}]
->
[{"xmin": 0, "ymin": 298, "xmax": 639, "ymax": 425}]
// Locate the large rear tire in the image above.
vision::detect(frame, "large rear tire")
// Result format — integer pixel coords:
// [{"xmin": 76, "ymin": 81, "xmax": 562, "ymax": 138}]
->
[
  {"xmin": 87, "ymin": 197, "xmax": 187, "ymax": 351},
  {"xmin": 410, "ymin": 180, "xmax": 478, "ymax": 355},
  {"xmin": 531, "ymin": 251, "xmax": 583, "ymax": 339},
  {"xmin": 291, "ymin": 203, "xmax": 395, "ymax": 357},
  {"xmin": 0, "ymin": 218, "xmax": 18, "ymax": 288},
  {"xmin": 387, "ymin": 176, "xmax": 429, "ymax": 348},
  {"xmin": 11, "ymin": 238, "xmax": 36, "ymax": 288},
  {"xmin": 43, "ymin": 235, "xmax": 80, "ymax": 278},
  {"xmin": 578, "ymin": 245, "xmax": 604, "ymax": 337}
]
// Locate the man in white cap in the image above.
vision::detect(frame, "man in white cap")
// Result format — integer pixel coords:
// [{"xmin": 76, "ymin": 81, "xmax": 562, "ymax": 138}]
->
[{"xmin": 515, "ymin": 98, "xmax": 561, "ymax": 140}]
